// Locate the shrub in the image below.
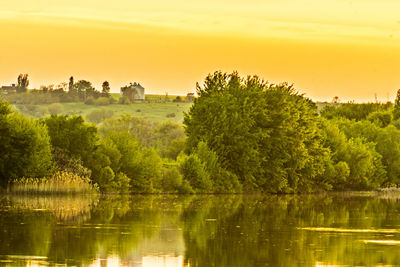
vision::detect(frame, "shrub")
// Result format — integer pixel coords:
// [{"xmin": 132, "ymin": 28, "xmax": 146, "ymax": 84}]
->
[
  {"xmin": 43, "ymin": 115, "xmax": 98, "ymax": 164},
  {"xmin": 173, "ymin": 96, "xmax": 183, "ymax": 102},
  {"xmin": 48, "ymin": 103, "xmax": 64, "ymax": 115},
  {"xmin": 84, "ymin": 97, "xmax": 95, "ymax": 105},
  {"xmin": 0, "ymin": 106, "xmax": 53, "ymax": 187},
  {"xmin": 367, "ymin": 111, "xmax": 392, "ymax": 127},
  {"xmin": 162, "ymin": 167, "xmax": 183, "ymax": 192},
  {"xmin": 179, "ymin": 154, "xmax": 212, "ymax": 192},
  {"xmin": 52, "ymin": 147, "xmax": 92, "ymax": 178},
  {"xmin": 94, "ymin": 97, "xmax": 111, "ymax": 106},
  {"xmin": 184, "ymin": 71, "xmax": 328, "ymax": 193},
  {"xmin": 86, "ymin": 109, "xmax": 114, "ymax": 124},
  {"xmin": 36, "ymin": 106, "xmax": 49, "ymax": 117},
  {"xmin": 165, "ymin": 138, "xmax": 186, "ymax": 160},
  {"xmin": 118, "ymin": 96, "xmax": 131, "ymax": 104}
]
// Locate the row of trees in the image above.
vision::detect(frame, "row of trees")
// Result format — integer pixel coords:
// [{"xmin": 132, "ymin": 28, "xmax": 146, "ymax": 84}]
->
[
  {"xmin": 4, "ymin": 75, "xmax": 112, "ymax": 104},
  {"xmin": 0, "ymin": 99, "xmax": 194, "ymax": 193},
  {"xmin": 3, "ymin": 71, "xmax": 400, "ymax": 193},
  {"xmin": 183, "ymin": 72, "xmax": 400, "ymax": 192}
]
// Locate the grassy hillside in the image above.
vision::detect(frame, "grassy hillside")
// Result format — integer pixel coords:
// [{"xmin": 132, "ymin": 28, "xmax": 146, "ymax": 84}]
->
[{"xmin": 14, "ymin": 101, "xmax": 192, "ymax": 124}]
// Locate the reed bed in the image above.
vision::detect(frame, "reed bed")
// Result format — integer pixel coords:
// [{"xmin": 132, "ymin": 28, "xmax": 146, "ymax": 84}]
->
[{"xmin": 9, "ymin": 171, "xmax": 99, "ymax": 194}]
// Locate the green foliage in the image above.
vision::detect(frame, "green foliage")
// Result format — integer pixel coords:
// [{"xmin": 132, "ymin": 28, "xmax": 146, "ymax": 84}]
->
[
  {"xmin": 84, "ymin": 97, "xmax": 95, "ymax": 105},
  {"xmin": 393, "ymin": 89, "xmax": 400, "ymax": 120},
  {"xmin": 321, "ymin": 102, "xmax": 392, "ymax": 121},
  {"xmin": 166, "ymin": 112, "xmax": 176, "ymax": 118},
  {"xmin": 0, "ymin": 101, "xmax": 53, "ymax": 186},
  {"xmin": 75, "ymin": 80, "xmax": 96, "ymax": 100},
  {"xmin": 367, "ymin": 111, "xmax": 392, "ymax": 127},
  {"xmin": 161, "ymin": 166, "xmax": 184, "ymax": 193},
  {"xmin": 0, "ymin": 99, "xmax": 12, "ymax": 115},
  {"xmin": 165, "ymin": 138, "xmax": 186, "ymax": 160},
  {"xmin": 16, "ymin": 74, "xmax": 29, "ymax": 93},
  {"xmin": 94, "ymin": 97, "xmax": 111, "ymax": 106},
  {"xmin": 86, "ymin": 109, "xmax": 114, "ymax": 124},
  {"xmin": 118, "ymin": 96, "xmax": 131, "ymax": 104},
  {"xmin": 100, "ymin": 115, "xmax": 185, "ymax": 154},
  {"xmin": 52, "ymin": 148, "xmax": 92, "ymax": 178},
  {"xmin": 184, "ymin": 71, "xmax": 327, "ymax": 193},
  {"xmin": 36, "ymin": 106, "xmax": 49, "ymax": 117},
  {"xmin": 320, "ymin": 119, "xmax": 386, "ymax": 189},
  {"xmin": 332, "ymin": 119, "xmax": 400, "ymax": 185},
  {"xmin": 43, "ymin": 115, "xmax": 98, "ymax": 164},
  {"xmin": 179, "ymin": 154, "xmax": 212, "ymax": 192},
  {"xmin": 194, "ymin": 141, "xmax": 241, "ymax": 193},
  {"xmin": 102, "ymin": 81, "xmax": 111, "ymax": 97},
  {"xmin": 48, "ymin": 103, "xmax": 64, "ymax": 115},
  {"xmin": 101, "ymin": 131, "xmax": 162, "ymax": 193}
]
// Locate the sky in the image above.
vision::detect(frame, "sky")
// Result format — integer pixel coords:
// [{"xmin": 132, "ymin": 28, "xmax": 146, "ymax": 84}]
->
[{"xmin": 0, "ymin": 0, "xmax": 399, "ymax": 102}]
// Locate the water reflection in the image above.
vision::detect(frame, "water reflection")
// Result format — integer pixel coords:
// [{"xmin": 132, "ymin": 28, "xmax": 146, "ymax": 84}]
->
[{"xmin": 2, "ymin": 193, "xmax": 400, "ymax": 266}]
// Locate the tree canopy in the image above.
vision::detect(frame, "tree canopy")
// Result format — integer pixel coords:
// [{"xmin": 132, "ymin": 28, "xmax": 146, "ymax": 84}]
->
[{"xmin": 184, "ymin": 71, "xmax": 327, "ymax": 192}]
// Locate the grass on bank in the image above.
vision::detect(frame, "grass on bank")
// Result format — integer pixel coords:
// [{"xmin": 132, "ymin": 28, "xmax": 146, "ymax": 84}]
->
[
  {"xmin": 16, "ymin": 101, "xmax": 193, "ymax": 123},
  {"xmin": 8, "ymin": 171, "xmax": 99, "ymax": 194}
]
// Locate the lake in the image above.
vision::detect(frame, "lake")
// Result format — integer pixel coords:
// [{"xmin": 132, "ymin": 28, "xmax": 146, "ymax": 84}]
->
[{"xmin": 0, "ymin": 193, "xmax": 400, "ymax": 266}]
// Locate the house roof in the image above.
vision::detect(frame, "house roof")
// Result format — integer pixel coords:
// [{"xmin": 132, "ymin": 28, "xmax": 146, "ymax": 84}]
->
[{"xmin": 131, "ymin": 84, "xmax": 144, "ymax": 90}]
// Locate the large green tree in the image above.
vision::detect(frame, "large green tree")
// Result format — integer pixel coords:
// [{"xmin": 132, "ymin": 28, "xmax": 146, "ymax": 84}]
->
[
  {"xmin": 184, "ymin": 71, "xmax": 328, "ymax": 192},
  {"xmin": 0, "ymin": 100, "xmax": 53, "ymax": 186},
  {"xmin": 101, "ymin": 81, "xmax": 111, "ymax": 97},
  {"xmin": 74, "ymin": 80, "xmax": 95, "ymax": 100},
  {"xmin": 43, "ymin": 115, "xmax": 98, "ymax": 164},
  {"xmin": 16, "ymin": 74, "xmax": 29, "ymax": 93}
]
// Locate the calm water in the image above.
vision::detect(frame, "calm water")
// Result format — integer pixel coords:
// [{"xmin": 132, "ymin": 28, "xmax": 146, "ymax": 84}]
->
[{"xmin": 1, "ymin": 193, "xmax": 400, "ymax": 266}]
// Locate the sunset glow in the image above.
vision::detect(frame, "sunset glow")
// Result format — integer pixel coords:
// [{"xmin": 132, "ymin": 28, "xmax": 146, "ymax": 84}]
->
[{"xmin": 1, "ymin": 0, "xmax": 400, "ymax": 101}]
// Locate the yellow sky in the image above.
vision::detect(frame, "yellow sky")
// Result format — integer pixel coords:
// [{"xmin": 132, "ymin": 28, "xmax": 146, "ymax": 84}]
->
[{"xmin": 1, "ymin": 0, "xmax": 400, "ymax": 101}]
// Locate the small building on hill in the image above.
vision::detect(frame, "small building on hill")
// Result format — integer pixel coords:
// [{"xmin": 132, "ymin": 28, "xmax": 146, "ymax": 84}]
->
[
  {"xmin": 1, "ymin": 84, "xmax": 17, "ymax": 94},
  {"xmin": 121, "ymin": 82, "xmax": 145, "ymax": 101}
]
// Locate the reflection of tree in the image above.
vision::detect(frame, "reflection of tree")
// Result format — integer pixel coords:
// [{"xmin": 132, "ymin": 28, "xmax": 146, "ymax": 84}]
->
[
  {"xmin": 182, "ymin": 194, "xmax": 400, "ymax": 266},
  {"xmin": 4, "ymin": 194, "xmax": 400, "ymax": 266},
  {"xmin": 0, "ymin": 206, "xmax": 53, "ymax": 258}
]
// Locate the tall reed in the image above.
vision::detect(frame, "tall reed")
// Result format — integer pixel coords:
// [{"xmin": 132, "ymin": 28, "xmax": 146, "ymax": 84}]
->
[{"xmin": 9, "ymin": 171, "xmax": 99, "ymax": 194}]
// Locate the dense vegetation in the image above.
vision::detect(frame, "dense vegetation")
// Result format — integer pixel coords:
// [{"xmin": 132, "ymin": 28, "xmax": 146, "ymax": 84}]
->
[
  {"xmin": 2, "ymin": 71, "xmax": 400, "ymax": 193},
  {"xmin": 183, "ymin": 72, "xmax": 400, "ymax": 192}
]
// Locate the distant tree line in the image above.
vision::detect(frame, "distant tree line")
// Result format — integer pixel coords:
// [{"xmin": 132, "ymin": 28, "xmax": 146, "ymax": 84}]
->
[
  {"xmin": 2, "ymin": 75, "xmax": 113, "ymax": 105},
  {"xmin": 2, "ymin": 71, "xmax": 400, "ymax": 193}
]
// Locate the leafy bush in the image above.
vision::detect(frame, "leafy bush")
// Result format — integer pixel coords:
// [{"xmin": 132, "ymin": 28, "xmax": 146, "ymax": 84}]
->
[
  {"xmin": 86, "ymin": 109, "xmax": 114, "ymax": 124},
  {"xmin": 43, "ymin": 115, "xmax": 98, "ymax": 164},
  {"xmin": 52, "ymin": 147, "xmax": 92, "ymax": 178},
  {"xmin": 165, "ymin": 138, "xmax": 186, "ymax": 160},
  {"xmin": 0, "ymin": 101, "xmax": 53, "ymax": 187},
  {"xmin": 161, "ymin": 166, "xmax": 183, "ymax": 193},
  {"xmin": 94, "ymin": 97, "xmax": 111, "ymax": 106},
  {"xmin": 118, "ymin": 96, "xmax": 131, "ymax": 104},
  {"xmin": 367, "ymin": 111, "xmax": 392, "ymax": 127},
  {"xmin": 184, "ymin": 71, "xmax": 327, "ymax": 193},
  {"xmin": 321, "ymin": 102, "xmax": 392, "ymax": 121},
  {"xmin": 36, "ymin": 106, "xmax": 49, "ymax": 117},
  {"xmin": 179, "ymin": 154, "xmax": 212, "ymax": 192},
  {"xmin": 84, "ymin": 97, "xmax": 95, "ymax": 105},
  {"xmin": 48, "ymin": 103, "xmax": 64, "ymax": 115}
]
